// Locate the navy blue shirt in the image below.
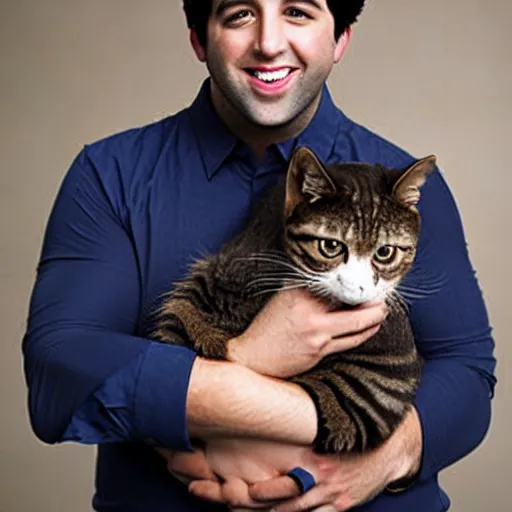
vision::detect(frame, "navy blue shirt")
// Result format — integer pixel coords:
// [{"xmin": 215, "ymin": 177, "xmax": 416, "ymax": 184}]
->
[{"xmin": 23, "ymin": 80, "xmax": 496, "ymax": 511}]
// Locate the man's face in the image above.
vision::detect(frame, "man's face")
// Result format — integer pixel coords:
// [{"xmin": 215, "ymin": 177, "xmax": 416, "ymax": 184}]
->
[{"xmin": 194, "ymin": 0, "xmax": 348, "ymax": 129}]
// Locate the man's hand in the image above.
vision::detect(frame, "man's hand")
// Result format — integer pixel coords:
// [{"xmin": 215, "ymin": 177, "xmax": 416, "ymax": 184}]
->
[
  {"xmin": 156, "ymin": 439, "xmax": 290, "ymax": 510},
  {"xmin": 187, "ymin": 409, "xmax": 422, "ymax": 511},
  {"xmin": 154, "ymin": 445, "xmax": 218, "ymax": 486},
  {"xmin": 189, "ymin": 438, "xmax": 306, "ymax": 509},
  {"xmin": 248, "ymin": 409, "xmax": 423, "ymax": 512},
  {"xmin": 227, "ymin": 289, "xmax": 387, "ymax": 378}
]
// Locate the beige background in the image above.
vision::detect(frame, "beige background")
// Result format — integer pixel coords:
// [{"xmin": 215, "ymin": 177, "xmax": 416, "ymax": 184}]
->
[{"xmin": 1, "ymin": 1, "xmax": 510, "ymax": 510}]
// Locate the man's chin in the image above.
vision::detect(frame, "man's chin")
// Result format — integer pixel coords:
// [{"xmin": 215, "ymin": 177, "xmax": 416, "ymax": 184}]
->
[{"xmin": 244, "ymin": 111, "xmax": 297, "ymax": 131}]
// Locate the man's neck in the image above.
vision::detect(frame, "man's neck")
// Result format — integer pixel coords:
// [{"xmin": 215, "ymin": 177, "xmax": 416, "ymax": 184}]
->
[{"xmin": 210, "ymin": 82, "xmax": 321, "ymax": 160}]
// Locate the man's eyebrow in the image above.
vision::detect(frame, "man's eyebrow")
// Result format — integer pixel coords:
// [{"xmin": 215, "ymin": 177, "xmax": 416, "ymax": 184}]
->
[
  {"xmin": 215, "ymin": 0, "xmax": 252, "ymax": 16},
  {"xmin": 215, "ymin": 0, "xmax": 323, "ymax": 16},
  {"xmin": 284, "ymin": 0, "xmax": 323, "ymax": 10}
]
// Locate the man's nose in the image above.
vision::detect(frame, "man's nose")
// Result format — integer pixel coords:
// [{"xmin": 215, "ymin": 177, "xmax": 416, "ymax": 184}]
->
[{"xmin": 254, "ymin": 15, "xmax": 286, "ymax": 58}]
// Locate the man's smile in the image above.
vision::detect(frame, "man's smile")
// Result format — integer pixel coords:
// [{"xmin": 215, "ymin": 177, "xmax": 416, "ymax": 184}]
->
[{"xmin": 244, "ymin": 66, "xmax": 297, "ymax": 83}]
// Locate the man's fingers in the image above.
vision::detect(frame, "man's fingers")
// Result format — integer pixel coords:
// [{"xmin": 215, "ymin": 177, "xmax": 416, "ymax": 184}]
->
[
  {"xmin": 170, "ymin": 451, "xmax": 218, "ymax": 481},
  {"xmin": 222, "ymin": 477, "xmax": 273, "ymax": 508},
  {"xmin": 168, "ymin": 470, "xmax": 193, "ymax": 486},
  {"xmin": 189, "ymin": 478, "xmax": 273, "ymax": 508},
  {"xmin": 249, "ymin": 475, "xmax": 301, "ymax": 501},
  {"xmin": 337, "ymin": 302, "xmax": 387, "ymax": 333},
  {"xmin": 189, "ymin": 480, "xmax": 225, "ymax": 503},
  {"xmin": 249, "ymin": 476, "xmax": 338, "ymax": 512},
  {"xmin": 270, "ymin": 485, "xmax": 332, "ymax": 512},
  {"xmin": 328, "ymin": 323, "xmax": 382, "ymax": 354},
  {"xmin": 325, "ymin": 303, "xmax": 387, "ymax": 338},
  {"xmin": 357, "ymin": 299, "xmax": 385, "ymax": 310}
]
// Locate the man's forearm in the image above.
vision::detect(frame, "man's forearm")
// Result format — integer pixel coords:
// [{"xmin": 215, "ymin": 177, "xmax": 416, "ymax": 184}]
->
[
  {"xmin": 187, "ymin": 357, "xmax": 318, "ymax": 445},
  {"xmin": 184, "ymin": 289, "xmax": 388, "ymax": 447},
  {"xmin": 381, "ymin": 407, "xmax": 423, "ymax": 491},
  {"xmin": 383, "ymin": 362, "xmax": 493, "ymax": 490}
]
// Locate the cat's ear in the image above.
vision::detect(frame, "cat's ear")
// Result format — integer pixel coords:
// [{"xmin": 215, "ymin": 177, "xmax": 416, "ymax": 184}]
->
[
  {"xmin": 285, "ymin": 147, "xmax": 336, "ymax": 217},
  {"xmin": 392, "ymin": 155, "xmax": 437, "ymax": 211}
]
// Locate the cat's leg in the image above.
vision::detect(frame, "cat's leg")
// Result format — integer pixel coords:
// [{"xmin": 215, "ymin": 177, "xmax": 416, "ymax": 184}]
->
[
  {"xmin": 155, "ymin": 298, "xmax": 231, "ymax": 359},
  {"xmin": 291, "ymin": 370, "xmax": 361, "ymax": 454},
  {"xmin": 290, "ymin": 309, "xmax": 422, "ymax": 455},
  {"xmin": 291, "ymin": 359, "xmax": 419, "ymax": 454}
]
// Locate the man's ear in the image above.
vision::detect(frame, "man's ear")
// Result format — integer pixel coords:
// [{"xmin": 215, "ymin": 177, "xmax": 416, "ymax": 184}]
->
[
  {"xmin": 334, "ymin": 27, "xmax": 351, "ymax": 63},
  {"xmin": 190, "ymin": 29, "xmax": 206, "ymax": 62}
]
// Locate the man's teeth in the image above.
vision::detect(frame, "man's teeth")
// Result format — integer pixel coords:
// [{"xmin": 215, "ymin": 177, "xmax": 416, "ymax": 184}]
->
[{"xmin": 252, "ymin": 69, "xmax": 291, "ymax": 83}]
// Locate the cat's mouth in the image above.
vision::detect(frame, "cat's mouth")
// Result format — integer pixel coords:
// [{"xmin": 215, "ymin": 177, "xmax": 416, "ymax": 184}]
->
[{"xmin": 244, "ymin": 67, "xmax": 298, "ymax": 84}]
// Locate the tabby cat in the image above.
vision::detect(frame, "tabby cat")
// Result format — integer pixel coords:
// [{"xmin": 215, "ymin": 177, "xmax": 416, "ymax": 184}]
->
[{"xmin": 154, "ymin": 146, "xmax": 436, "ymax": 454}]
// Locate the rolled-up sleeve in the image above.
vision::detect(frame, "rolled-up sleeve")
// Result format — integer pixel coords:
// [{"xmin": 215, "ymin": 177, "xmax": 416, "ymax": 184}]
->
[{"xmin": 22, "ymin": 149, "xmax": 195, "ymax": 451}]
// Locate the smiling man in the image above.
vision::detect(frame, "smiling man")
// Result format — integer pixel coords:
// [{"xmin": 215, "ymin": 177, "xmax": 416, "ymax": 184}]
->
[
  {"xmin": 200, "ymin": 0, "xmax": 347, "ymax": 141},
  {"xmin": 22, "ymin": 1, "xmax": 496, "ymax": 511}
]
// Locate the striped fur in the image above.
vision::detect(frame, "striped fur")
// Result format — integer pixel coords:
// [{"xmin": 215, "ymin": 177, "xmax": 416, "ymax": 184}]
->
[{"xmin": 154, "ymin": 147, "xmax": 436, "ymax": 453}]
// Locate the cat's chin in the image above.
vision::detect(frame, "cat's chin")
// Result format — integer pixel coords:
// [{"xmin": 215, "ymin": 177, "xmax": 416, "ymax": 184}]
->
[
  {"xmin": 324, "ymin": 295, "xmax": 371, "ymax": 310},
  {"xmin": 330, "ymin": 292, "xmax": 380, "ymax": 308},
  {"xmin": 340, "ymin": 300, "xmax": 368, "ymax": 309}
]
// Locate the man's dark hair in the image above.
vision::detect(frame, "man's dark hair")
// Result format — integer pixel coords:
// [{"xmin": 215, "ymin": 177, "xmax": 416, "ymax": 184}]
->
[{"xmin": 183, "ymin": 1, "xmax": 366, "ymax": 48}]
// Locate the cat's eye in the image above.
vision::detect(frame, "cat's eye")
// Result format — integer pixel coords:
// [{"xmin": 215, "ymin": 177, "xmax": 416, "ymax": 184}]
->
[
  {"xmin": 374, "ymin": 245, "xmax": 397, "ymax": 264},
  {"xmin": 318, "ymin": 239, "xmax": 345, "ymax": 259}
]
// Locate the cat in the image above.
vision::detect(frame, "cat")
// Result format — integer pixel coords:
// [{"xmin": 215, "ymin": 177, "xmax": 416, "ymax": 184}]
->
[{"xmin": 153, "ymin": 146, "xmax": 436, "ymax": 454}]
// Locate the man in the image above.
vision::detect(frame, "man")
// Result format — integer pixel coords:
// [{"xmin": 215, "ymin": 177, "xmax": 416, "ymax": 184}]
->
[{"xmin": 22, "ymin": 1, "xmax": 496, "ymax": 511}]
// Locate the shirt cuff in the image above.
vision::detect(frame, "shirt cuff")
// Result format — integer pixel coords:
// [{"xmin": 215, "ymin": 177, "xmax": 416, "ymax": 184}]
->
[
  {"xmin": 63, "ymin": 350, "xmax": 146, "ymax": 444},
  {"xmin": 134, "ymin": 342, "xmax": 196, "ymax": 451}
]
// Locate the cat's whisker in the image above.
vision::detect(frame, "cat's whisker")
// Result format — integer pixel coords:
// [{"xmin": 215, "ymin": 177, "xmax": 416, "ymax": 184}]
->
[
  {"xmin": 242, "ymin": 254, "xmax": 298, "ymax": 266},
  {"xmin": 255, "ymin": 250, "xmax": 289, "ymax": 258},
  {"xmin": 242, "ymin": 254, "xmax": 296, "ymax": 266},
  {"xmin": 241, "ymin": 255, "xmax": 318, "ymax": 280},
  {"xmin": 237, "ymin": 251, "xmax": 289, "ymax": 261},
  {"xmin": 307, "ymin": 274, "xmax": 329, "ymax": 286},
  {"xmin": 246, "ymin": 271, "xmax": 312, "ymax": 282},
  {"xmin": 403, "ymin": 270, "xmax": 448, "ymax": 289},
  {"xmin": 396, "ymin": 284, "xmax": 436, "ymax": 296},
  {"xmin": 308, "ymin": 282, "xmax": 333, "ymax": 300},
  {"xmin": 247, "ymin": 278, "xmax": 308, "ymax": 289},
  {"xmin": 246, "ymin": 273, "xmax": 308, "ymax": 283},
  {"xmin": 386, "ymin": 292, "xmax": 408, "ymax": 313},
  {"xmin": 398, "ymin": 285, "xmax": 442, "ymax": 297},
  {"xmin": 387, "ymin": 289, "xmax": 406, "ymax": 302},
  {"xmin": 401, "ymin": 293, "xmax": 429, "ymax": 301},
  {"xmin": 394, "ymin": 289, "xmax": 429, "ymax": 302},
  {"xmin": 279, "ymin": 282, "xmax": 311, "ymax": 291},
  {"xmin": 248, "ymin": 277, "xmax": 304, "ymax": 285},
  {"xmin": 250, "ymin": 282, "xmax": 310, "ymax": 297},
  {"xmin": 254, "ymin": 277, "xmax": 312, "ymax": 287}
]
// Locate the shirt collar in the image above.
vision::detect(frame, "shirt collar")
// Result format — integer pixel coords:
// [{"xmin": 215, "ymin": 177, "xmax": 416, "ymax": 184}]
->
[
  {"xmin": 187, "ymin": 80, "xmax": 238, "ymax": 180},
  {"xmin": 187, "ymin": 79, "xmax": 342, "ymax": 179}
]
